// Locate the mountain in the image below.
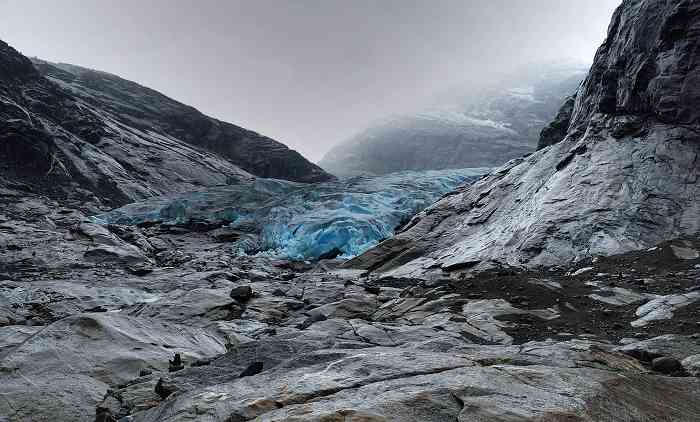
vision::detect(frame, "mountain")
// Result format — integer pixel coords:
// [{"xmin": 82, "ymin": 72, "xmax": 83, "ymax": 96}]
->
[
  {"xmin": 319, "ymin": 62, "xmax": 588, "ymax": 176},
  {"xmin": 3, "ymin": 2, "xmax": 700, "ymax": 422},
  {"xmin": 0, "ymin": 40, "xmax": 332, "ymax": 209},
  {"xmin": 347, "ymin": 0, "xmax": 700, "ymax": 278}
]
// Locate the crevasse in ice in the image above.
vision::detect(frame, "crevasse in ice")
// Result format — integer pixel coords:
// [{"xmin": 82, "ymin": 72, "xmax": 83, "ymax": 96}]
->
[{"xmin": 92, "ymin": 168, "xmax": 489, "ymax": 260}]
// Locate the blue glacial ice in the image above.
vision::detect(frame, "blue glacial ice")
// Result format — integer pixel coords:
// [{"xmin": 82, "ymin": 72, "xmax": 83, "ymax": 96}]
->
[{"xmin": 92, "ymin": 168, "xmax": 490, "ymax": 260}]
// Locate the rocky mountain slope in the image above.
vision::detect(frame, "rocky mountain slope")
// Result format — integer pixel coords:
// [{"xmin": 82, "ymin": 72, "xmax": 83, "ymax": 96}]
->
[
  {"xmin": 319, "ymin": 63, "xmax": 587, "ymax": 176},
  {"xmin": 347, "ymin": 0, "xmax": 700, "ymax": 279},
  {"xmin": 0, "ymin": 40, "xmax": 331, "ymax": 210}
]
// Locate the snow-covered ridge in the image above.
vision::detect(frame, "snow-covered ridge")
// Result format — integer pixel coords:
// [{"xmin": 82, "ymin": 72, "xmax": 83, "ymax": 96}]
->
[{"xmin": 92, "ymin": 168, "xmax": 489, "ymax": 260}]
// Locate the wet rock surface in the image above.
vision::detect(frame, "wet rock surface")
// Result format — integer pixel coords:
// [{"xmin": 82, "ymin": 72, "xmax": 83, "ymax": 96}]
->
[{"xmin": 1, "ymin": 190, "xmax": 699, "ymax": 421}]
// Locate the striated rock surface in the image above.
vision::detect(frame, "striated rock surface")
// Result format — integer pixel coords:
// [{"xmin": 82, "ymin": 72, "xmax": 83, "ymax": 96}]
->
[
  {"xmin": 319, "ymin": 62, "xmax": 587, "ymax": 176},
  {"xmin": 2, "ymin": 189, "xmax": 700, "ymax": 421},
  {"xmin": 347, "ymin": 0, "xmax": 700, "ymax": 278}
]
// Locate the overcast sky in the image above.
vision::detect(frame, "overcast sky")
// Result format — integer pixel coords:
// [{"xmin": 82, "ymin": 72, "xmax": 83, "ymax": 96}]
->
[{"xmin": 0, "ymin": 0, "xmax": 620, "ymax": 161}]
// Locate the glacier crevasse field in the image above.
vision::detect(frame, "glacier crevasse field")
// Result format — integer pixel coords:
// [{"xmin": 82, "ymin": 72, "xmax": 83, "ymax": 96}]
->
[{"xmin": 92, "ymin": 168, "xmax": 489, "ymax": 260}]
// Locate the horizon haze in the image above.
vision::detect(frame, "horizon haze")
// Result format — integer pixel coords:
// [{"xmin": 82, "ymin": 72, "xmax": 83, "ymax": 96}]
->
[{"xmin": 0, "ymin": 0, "xmax": 620, "ymax": 161}]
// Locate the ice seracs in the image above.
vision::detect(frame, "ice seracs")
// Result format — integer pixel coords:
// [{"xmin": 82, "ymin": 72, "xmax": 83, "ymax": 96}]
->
[{"xmin": 93, "ymin": 168, "xmax": 489, "ymax": 260}]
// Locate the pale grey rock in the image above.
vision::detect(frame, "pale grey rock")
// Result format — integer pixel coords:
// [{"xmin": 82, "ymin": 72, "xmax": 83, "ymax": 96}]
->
[
  {"xmin": 127, "ymin": 342, "xmax": 689, "ymax": 422},
  {"xmin": 632, "ymin": 292, "xmax": 700, "ymax": 327},
  {"xmin": 125, "ymin": 288, "xmax": 239, "ymax": 325},
  {"xmin": 683, "ymin": 354, "xmax": 700, "ymax": 377},
  {"xmin": 0, "ymin": 325, "xmax": 41, "ymax": 359},
  {"xmin": 589, "ymin": 287, "xmax": 654, "ymax": 306},
  {"xmin": 0, "ymin": 313, "xmax": 226, "ymax": 422},
  {"xmin": 569, "ymin": 266, "xmax": 594, "ymax": 276},
  {"xmin": 615, "ymin": 334, "xmax": 700, "ymax": 362},
  {"xmin": 671, "ymin": 245, "xmax": 700, "ymax": 260},
  {"xmin": 461, "ymin": 299, "xmax": 559, "ymax": 345},
  {"xmin": 308, "ymin": 295, "xmax": 379, "ymax": 320}
]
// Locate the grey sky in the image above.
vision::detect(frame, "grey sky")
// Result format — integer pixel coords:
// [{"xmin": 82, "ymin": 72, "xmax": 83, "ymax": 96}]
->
[{"xmin": 0, "ymin": 0, "xmax": 620, "ymax": 161}]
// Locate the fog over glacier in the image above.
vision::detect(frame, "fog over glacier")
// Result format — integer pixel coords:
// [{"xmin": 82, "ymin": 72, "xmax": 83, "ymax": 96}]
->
[{"xmin": 0, "ymin": 0, "xmax": 619, "ymax": 161}]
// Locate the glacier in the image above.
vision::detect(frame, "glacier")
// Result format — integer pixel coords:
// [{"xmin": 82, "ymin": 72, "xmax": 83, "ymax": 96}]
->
[{"xmin": 91, "ymin": 168, "xmax": 489, "ymax": 260}]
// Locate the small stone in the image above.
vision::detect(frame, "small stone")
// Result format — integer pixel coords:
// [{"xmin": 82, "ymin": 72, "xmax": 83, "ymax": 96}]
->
[
  {"xmin": 271, "ymin": 288, "xmax": 287, "ymax": 297},
  {"xmin": 318, "ymin": 247, "xmax": 343, "ymax": 260},
  {"xmin": 230, "ymin": 285, "xmax": 253, "ymax": 303},
  {"xmin": 298, "ymin": 312, "xmax": 327, "ymax": 329},
  {"xmin": 569, "ymin": 267, "xmax": 594, "ymax": 276},
  {"xmin": 94, "ymin": 407, "xmax": 117, "ymax": 422},
  {"xmin": 651, "ymin": 356, "xmax": 683, "ymax": 375},
  {"xmin": 127, "ymin": 266, "xmax": 153, "ymax": 276},
  {"xmin": 169, "ymin": 353, "xmax": 185, "ymax": 373},
  {"xmin": 363, "ymin": 284, "xmax": 381, "ymax": 295},
  {"xmin": 191, "ymin": 359, "xmax": 211, "ymax": 367},
  {"xmin": 239, "ymin": 361, "xmax": 264, "ymax": 378},
  {"xmin": 155, "ymin": 377, "xmax": 179, "ymax": 399},
  {"xmin": 286, "ymin": 300, "xmax": 305, "ymax": 311},
  {"xmin": 670, "ymin": 245, "xmax": 699, "ymax": 260}
]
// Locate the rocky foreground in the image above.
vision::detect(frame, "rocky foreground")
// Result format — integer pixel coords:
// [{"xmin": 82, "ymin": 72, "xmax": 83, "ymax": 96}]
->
[{"xmin": 1, "ymin": 187, "xmax": 700, "ymax": 421}]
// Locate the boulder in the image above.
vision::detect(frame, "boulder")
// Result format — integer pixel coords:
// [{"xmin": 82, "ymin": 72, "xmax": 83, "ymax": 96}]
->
[{"xmin": 230, "ymin": 285, "xmax": 254, "ymax": 303}]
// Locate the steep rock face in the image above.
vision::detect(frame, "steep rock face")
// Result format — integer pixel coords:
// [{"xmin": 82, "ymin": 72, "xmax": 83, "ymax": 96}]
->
[
  {"xmin": 0, "ymin": 40, "xmax": 330, "ymax": 209},
  {"xmin": 347, "ymin": 0, "xmax": 700, "ymax": 278},
  {"xmin": 319, "ymin": 63, "xmax": 587, "ymax": 176},
  {"xmin": 536, "ymin": 94, "xmax": 576, "ymax": 149}
]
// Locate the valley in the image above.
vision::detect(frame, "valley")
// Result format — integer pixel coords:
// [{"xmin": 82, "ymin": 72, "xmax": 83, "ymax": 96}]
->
[{"xmin": 1, "ymin": 0, "xmax": 700, "ymax": 421}]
